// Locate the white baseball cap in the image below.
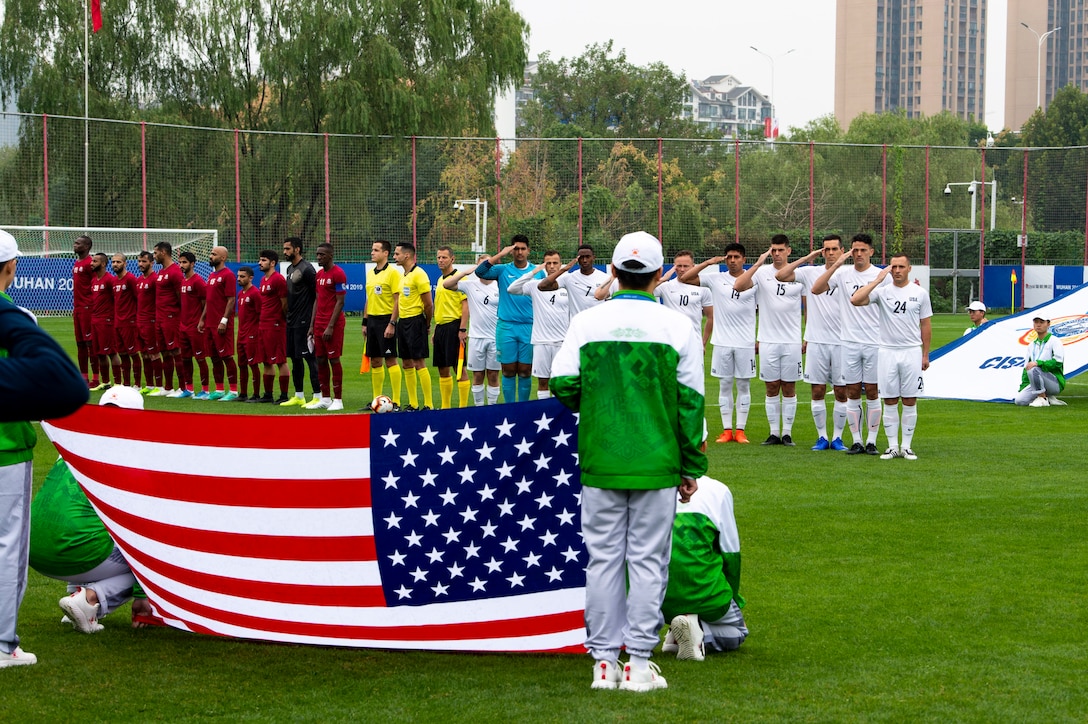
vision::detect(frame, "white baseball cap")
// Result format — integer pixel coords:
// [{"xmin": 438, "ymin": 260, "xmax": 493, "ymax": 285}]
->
[
  {"xmin": 611, "ymin": 231, "xmax": 663, "ymax": 273},
  {"xmin": 98, "ymin": 386, "xmax": 145, "ymax": 410},
  {"xmin": 967, "ymin": 301, "xmax": 987, "ymax": 312},
  {"xmin": 0, "ymin": 230, "xmax": 21, "ymax": 263}
]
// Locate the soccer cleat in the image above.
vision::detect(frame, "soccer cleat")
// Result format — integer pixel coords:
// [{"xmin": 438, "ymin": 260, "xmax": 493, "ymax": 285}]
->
[
  {"xmin": 280, "ymin": 396, "xmax": 306, "ymax": 407},
  {"xmin": 0, "ymin": 646, "xmax": 37, "ymax": 668},
  {"xmin": 830, "ymin": 438, "xmax": 848, "ymax": 451},
  {"xmin": 734, "ymin": 430, "xmax": 749, "ymax": 444},
  {"xmin": 304, "ymin": 398, "xmax": 331, "ymax": 410},
  {"xmin": 781, "ymin": 434, "xmax": 795, "ymax": 447},
  {"xmin": 58, "ymin": 588, "xmax": 103, "ymax": 634},
  {"xmin": 274, "ymin": 396, "xmax": 290, "ymax": 404},
  {"xmin": 845, "ymin": 442, "xmax": 866, "ymax": 455},
  {"xmin": 619, "ymin": 661, "xmax": 668, "ymax": 692},
  {"xmin": 246, "ymin": 395, "xmax": 267, "ymax": 404},
  {"xmin": 217, "ymin": 392, "xmax": 238, "ymax": 402},
  {"xmin": 761, "ymin": 434, "xmax": 782, "ymax": 446},
  {"xmin": 669, "ymin": 614, "xmax": 705, "ymax": 662},
  {"xmin": 811, "ymin": 436, "xmax": 830, "ymax": 451},
  {"xmin": 662, "ymin": 627, "xmax": 679, "ymax": 655},
  {"xmin": 901, "ymin": 448, "xmax": 918, "ymax": 461},
  {"xmin": 865, "ymin": 443, "xmax": 880, "ymax": 455},
  {"xmin": 1049, "ymin": 398, "xmax": 1067, "ymax": 406},
  {"xmin": 207, "ymin": 391, "xmax": 225, "ymax": 401},
  {"xmin": 400, "ymin": 404, "xmax": 418, "ymax": 412},
  {"xmin": 1028, "ymin": 396, "xmax": 1050, "ymax": 408},
  {"xmin": 89, "ymin": 382, "xmax": 108, "ymax": 391},
  {"xmin": 233, "ymin": 394, "xmax": 248, "ymax": 402},
  {"xmin": 715, "ymin": 429, "xmax": 734, "ymax": 443},
  {"xmin": 148, "ymin": 387, "xmax": 169, "ymax": 397},
  {"xmin": 193, "ymin": 391, "xmax": 211, "ymax": 400},
  {"xmin": 178, "ymin": 389, "xmax": 194, "ymax": 399},
  {"xmin": 591, "ymin": 660, "xmax": 622, "ymax": 690},
  {"xmin": 327, "ymin": 400, "xmax": 344, "ymax": 411},
  {"xmin": 138, "ymin": 386, "xmax": 151, "ymax": 395},
  {"xmin": 308, "ymin": 396, "xmax": 322, "ymax": 406},
  {"xmin": 166, "ymin": 388, "xmax": 186, "ymax": 398},
  {"xmin": 880, "ymin": 447, "xmax": 901, "ymax": 460}
]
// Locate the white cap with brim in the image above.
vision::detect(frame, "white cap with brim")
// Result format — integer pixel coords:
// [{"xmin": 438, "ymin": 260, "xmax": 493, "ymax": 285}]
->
[
  {"xmin": 967, "ymin": 301, "xmax": 987, "ymax": 312},
  {"xmin": 0, "ymin": 230, "xmax": 21, "ymax": 264},
  {"xmin": 611, "ymin": 231, "xmax": 663, "ymax": 273},
  {"xmin": 98, "ymin": 385, "xmax": 145, "ymax": 410}
]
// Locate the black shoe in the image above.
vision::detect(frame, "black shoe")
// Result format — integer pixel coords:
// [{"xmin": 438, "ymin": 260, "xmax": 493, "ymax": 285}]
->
[
  {"xmin": 781, "ymin": 434, "xmax": 795, "ymax": 447},
  {"xmin": 865, "ymin": 442, "xmax": 880, "ymax": 455},
  {"xmin": 761, "ymin": 435, "xmax": 783, "ymax": 446},
  {"xmin": 274, "ymin": 396, "xmax": 290, "ymax": 404},
  {"xmin": 235, "ymin": 394, "xmax": 248, "ymax": 402},
  {"xmin": 246, "ymin": 395, "xmax": 268, "ymax": 404},
  {"xmin": 419, "ymin": 405, "xmax": 432, "ymax": 411},
  {"xmin": 258, "ymin": 395, "xmax": 275, "ymax": 404},
  {"xmin": 845, "ymin": 442, "xmax": 866, "ymax": 455},
  {"xmin": 400, "ymin": 404, "xmax": 417, "ymax": 412}
]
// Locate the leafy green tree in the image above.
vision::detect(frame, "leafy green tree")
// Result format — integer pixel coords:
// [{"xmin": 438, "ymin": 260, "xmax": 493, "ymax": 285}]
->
[{"xmin": 1020, "ymin": 85, "xmax": 1088, "ymax": 233}]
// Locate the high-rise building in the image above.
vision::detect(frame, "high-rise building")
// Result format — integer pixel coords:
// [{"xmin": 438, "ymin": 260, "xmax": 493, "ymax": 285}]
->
[
  {"xmin": 835, "ymin": 0, "xmax": 987, "ymax": 128},
  {"xmin": 1005, "ymin": 0, "xmax": 1088, "ymax": 131}
]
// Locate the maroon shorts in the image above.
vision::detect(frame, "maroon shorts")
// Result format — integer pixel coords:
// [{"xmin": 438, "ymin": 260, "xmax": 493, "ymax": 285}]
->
[
  {"xmin": 74, "ymin": 307, "xmax": 93, "ymax": 344},
  {"xmin": 237, "ymin": 334, "xmax": 262, "ymax": 365},
  {"xmin": 91, "ymin": 321, "xmax": 116, "ymax": 356},
  {"xmin": 115, "ymin": 324, "xmax": 140, "ymax": 355},
  {"xmin": 314, "ymin": 319, "xmax": 345, "ymax": 360},
  {"xmin": 206, "ymin": 323, "xmax": 236, "ymax": 358},
  {"xmin": 138, "ymin": 321, "xmax": 159, "ymax": 355},
  {"xmin": 156, "ymin": 315, "xmax": 181, "ymax": 353},
  {"xmin": 260, "ymin": 327, "xmax": 286, "ymax": 365},
  {"xmin": 180, "ymin": 328, "xmax": 206, "ymax": 358}
]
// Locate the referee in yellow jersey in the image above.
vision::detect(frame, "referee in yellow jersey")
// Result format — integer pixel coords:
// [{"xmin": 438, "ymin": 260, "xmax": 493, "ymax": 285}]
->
[
  {"xmin": 433, "ymin": 247, "xmax": 470, "ymax": 408},
  {"xmin": 393, "ymin": 242, "xmax": 434, "ymax": 410},
  {"xmin": 362, "ymin": 240, "xmax": 404, "ymax": 407}
]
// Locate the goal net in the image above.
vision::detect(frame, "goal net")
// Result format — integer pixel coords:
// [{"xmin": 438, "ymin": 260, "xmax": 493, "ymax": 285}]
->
[{"xmin": 1, "ymin": 226, "xmax": 218, "ymax": 316}]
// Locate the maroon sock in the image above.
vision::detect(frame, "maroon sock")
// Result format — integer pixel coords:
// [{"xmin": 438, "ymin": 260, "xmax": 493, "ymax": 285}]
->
[{"xmin": 331, "ymin": 361, "xmax": 343, "ymax": 399}]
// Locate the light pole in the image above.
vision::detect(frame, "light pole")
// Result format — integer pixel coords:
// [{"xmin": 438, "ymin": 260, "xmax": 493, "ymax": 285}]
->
[
  {"xmin": 453, "ymin": 199, "xmax": 488, "ymax": 253},
  {"xmin": 1020, "ymin": 22, "xmax": 1061, "ymax": 109},
  {"xmin": 944, "ymin": 180, "xmax": 997, "ymax": 231},
  {"xmin": 749, "ymin": 46, "xmax": 794, "ymax": 137}
]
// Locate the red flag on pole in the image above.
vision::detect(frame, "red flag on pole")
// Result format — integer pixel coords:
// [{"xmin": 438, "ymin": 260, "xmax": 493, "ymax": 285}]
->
[{"xmin": 91, "ymin": 0, "xmax": 103, "ymax": 32}]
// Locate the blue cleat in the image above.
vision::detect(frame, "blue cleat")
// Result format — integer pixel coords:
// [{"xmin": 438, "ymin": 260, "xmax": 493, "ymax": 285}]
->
[
  {"xmin": 830, "ymin": 438, "xmax": 848, "ymax": 451},
  {"xmin": 811, "ymin": 436, "xmax": 830, "ymax": 451},
  {"xmin": 177, "ymin": 389, "xmax": 194, "ymax": 399}
]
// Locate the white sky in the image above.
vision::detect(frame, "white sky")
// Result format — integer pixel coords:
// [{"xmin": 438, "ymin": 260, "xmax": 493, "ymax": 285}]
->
[{"xmin": 514, "ymin": 0, "xmax": 1009, "ymax": 132}]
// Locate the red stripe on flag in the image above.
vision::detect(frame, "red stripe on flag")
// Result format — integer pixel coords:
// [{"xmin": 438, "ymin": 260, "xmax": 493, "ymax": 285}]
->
[
  {"xmin": 120, "ymin": 539, "xmax": 386, "ymax": 607},
  {"xmin": 49, "ymin": 404, "xmax": 371, "ymax": 449},
  {"xmin": 85, "ymin": 488, "xmax": 377, "ymax": 562},
  {"xmin": 57, "ymin": 446, "xmax": 371, "ymax": 509},
  {"xmin": 91, "ymin": 0, "xmax": 102, "ymax": 32}
]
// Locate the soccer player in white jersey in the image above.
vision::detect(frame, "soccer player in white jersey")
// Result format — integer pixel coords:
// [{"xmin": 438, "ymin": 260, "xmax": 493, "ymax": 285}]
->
[
  {"xmin": 655, "ymin": 251, "xmax": 713, "ymax": 347},
  {"xmin": 811, "ymin": 233, "xmax": 887, "ymax": 455},
  {"xmin": 776, "ymin": 234, "xmax": 850, "ymax": 451},
  {"xmin": 732, "ymin": 234, "xmax": 806, "ymax": 446},
  {"xmin": 850, "ymin": 254, "xmax": 932, "ymax": 460},
  {"xmin": 508, "ymin": 250, "xmax": 570, "ymax": 398},
  {"xmin": 538, "ymin": 244, "xmax": 610, "ymax": 318},
  {"xmin": 442, "ymin": 254, "xmax": 501, "ymax": 406},
  {"xmin": 680, "ymin": 243, "xmax": 757, "ymax": 444}
]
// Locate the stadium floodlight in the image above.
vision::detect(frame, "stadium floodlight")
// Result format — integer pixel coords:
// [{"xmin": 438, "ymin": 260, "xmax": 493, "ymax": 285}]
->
[{"xmin": 453, "ymin": 199, "xmax": 488, "ymax": 253}]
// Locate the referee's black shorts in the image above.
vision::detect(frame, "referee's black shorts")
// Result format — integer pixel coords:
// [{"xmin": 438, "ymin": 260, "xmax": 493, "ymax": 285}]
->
[
  {"xmin": 365, "ymin": 314, "xmax": 398, "ymax": 359},
  {"xmin": 432, "ymin": 321, "xmax": 463, "ymax": 368},
  {"xmin": 396, "ymin": 315, "xmax": 429, "ymax": 360}
]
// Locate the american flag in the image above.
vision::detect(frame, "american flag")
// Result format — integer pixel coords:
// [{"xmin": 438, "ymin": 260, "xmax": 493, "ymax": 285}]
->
[{"xmin": 41, "ymin": 399, "xmax": 587, "ymax": 652}]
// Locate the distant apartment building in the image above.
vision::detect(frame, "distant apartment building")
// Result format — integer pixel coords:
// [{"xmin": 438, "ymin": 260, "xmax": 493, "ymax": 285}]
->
[
  {"xmin": 683, "ymin": 75, "xmax": 771, "ymax": 137},
  {"xmin": 835, "ymin": 0, "xmax": 987, "ymax": 127},
  {"xmin": 1005, "ymin": 0, "xmax": 1088, "ymax": 130}
]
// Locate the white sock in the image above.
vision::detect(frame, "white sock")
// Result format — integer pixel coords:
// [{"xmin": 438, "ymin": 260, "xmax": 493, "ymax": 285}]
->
[
  {"xmin": 486, "ymin": 385, "xmax": 501, "ymax": 405},
  {"xmin": 866, "ymin": 399, "xmax": 882, "ymax": 445},
  {"xmin": 735, "ymin": 378, "xmax": 751, "ymax": 431},
  {"xmin": 628, "ymin": 655, "xmax": 650, "ymax": 672},
  {"xmin": 719, "ymin": 378, "xmax": 734, "ymax": 430},
  {"xmin": 883, "ymin": 403, "xmax": 900, "ymax": 449},
  {"xmin": 537, "ymin": 390, "xmax": 551, "ymax": 399},
  {"xmin": 472, "ymin": 384, "xmax": 485, "ymax": 406},
  {"xmin": 782, "ymin": 396, "xmax": 797, "ymax": 436},
  {"xmin": 846, "ymin": 398, "xmax": 863, "ymax": 442},
  {"xmin": 295, "ymin": 391, "xmax": 305, "ymax": 400},
  {"xmin": 811, "ymin": 398, "xmax": 828, "ymax": 439},
  {"xmin": 832, "ymin": 399, "xmax": 848, "ymax": 440},
  {"xmin": 901, "ymin": 404, "xmax": 918, "ymax": 449},
  {"xmin": 765, "ymin": 396, "xmax": 781, "ymax": 436}
]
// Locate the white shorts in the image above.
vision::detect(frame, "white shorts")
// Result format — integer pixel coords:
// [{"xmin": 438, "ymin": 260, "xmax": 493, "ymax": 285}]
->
[
  {"xmin": 842, "ymin": 344, "xmax": 879, "ymax": 385},
  {"xmin": 711, "ymin": 345, "xmax": 756, "ymax": 380},
  {"xmin": 877, "ymin": 347, "xmax": 924, "ymax": 399},
  {"xmin": 803, "ymin": 342, "xmax": 843, "ymax": 386},
  {"xmin": 531, "ymin": 343, "xmax": 561, "ymax": 379},
  {"xmin": 466, "ymin": 336, "xmax": 499, "ymax": 372},
  {"xmin": 758, "ymin": 342, "xmax": 802, "ymax": 382}
]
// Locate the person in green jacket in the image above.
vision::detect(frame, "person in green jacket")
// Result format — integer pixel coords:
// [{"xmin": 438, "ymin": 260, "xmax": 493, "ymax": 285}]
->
[{"xmin": 1015, "ymin": 316, "xmax": 1066, "ymax": 407}]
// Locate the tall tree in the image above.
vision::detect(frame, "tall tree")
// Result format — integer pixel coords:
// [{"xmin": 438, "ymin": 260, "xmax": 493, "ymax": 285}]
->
[{"xmin": 1020, "ymin": 85, "xmax": 1088, "ymax": 233}]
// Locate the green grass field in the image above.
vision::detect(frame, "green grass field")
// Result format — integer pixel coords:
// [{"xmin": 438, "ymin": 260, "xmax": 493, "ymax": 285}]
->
[{"xmin": 11, "ymin": 315, "xmax": 1088, "ymax": 722}]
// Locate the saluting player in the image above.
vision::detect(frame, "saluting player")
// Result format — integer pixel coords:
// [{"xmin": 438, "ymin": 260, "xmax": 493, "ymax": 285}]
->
[
  {"xmin": 508, "ymin": 250, "xmax": 569, "ymax": 399},
  {"xmin": 442, "ymin": 254, "xmax": 502, "ymax": 406}
]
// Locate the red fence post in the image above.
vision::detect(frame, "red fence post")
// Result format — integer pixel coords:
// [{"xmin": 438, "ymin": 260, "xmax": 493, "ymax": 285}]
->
[
  {"xmin": 979, "ymin": 149, "xmax": 987, "ymax": 302},
  {"xmin": 924, "ymin": 146, "xmax": 930, "ymax": 265},
  {"xmin": 734, "ymin": 139, "xmax": 740, "ymax": 245},
  {"xmin": 577, "ymin": 138, "xmax": 583, "ymax": 246},
  {"xmin": 881, "ymin": 144, "xmax": 887, "ymax": 264},
  {"xmin": 42, "ymin": 114, "xmax": 49, "ymax": 254},
  {"xmin": 1022, "ymin": 150, "xmax": 1029, "ymax": 309},
  {"xmin": 494, "ymin": 137, "xmax": 502, "ymax": 251},
  {"xmin": 141, "ymin": 121, "xmax": 148, "ymax": 250},
  {"xmin": 234, "ymin": 129, "xmax": 241, "ymax": 262},
  {"xmin": 411, "ymin": 136, "xmax": 417, "ymax": 247},
  {"xmin": 324, "ymin": 133, "xmax": 331, "ymax": 245},
  {"xmin": 657, "ymin": 138, "xmax": 663, "ymax": 242},
  {"xmin": 809, "ymin": 141, "xmax": 815, "ymax": 250}
]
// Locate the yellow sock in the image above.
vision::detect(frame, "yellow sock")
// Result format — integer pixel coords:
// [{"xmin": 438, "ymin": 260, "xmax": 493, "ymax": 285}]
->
[
  {"xmin": 371, "ymin": 366, "xmax": 386, "ymax": 399},
  {"xmin": 457, "ymin": 379, "xmax": 471, "ymax": 408},
  {"xmin": 403, "ymin": 367, "xmax": 419, "ymax": 407},
  {"xmin": 388, "ymin": 365, "xmax": 403, "ymax": 405},
  {"xmin": 439, "ymin": 376, "xmax": 454, "ymax": 410},
  {"xmin": 418, "ymin": 367, "xmax": 434, "ymax": 409}
]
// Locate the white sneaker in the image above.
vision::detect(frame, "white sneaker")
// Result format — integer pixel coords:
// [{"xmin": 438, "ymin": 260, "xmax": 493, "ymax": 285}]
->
[
  {"xmin": 327, "ymin": 399, "xmax": 344, "ymax": 411},
  {"xmin": 1049, "ymin": 398, "xmax": 1067, "ymax": 406},
  {"xmin": 662, "ymin": 627, "xmax": 679, "ymax": 654},
  {"xmin": 1029, "ymin": 396, "xmax": 1050, "ymax": 407},
  {"xmin": 0, "ymin": 646, "xmax": 37, "ymax": 668},
  {"xmin": 590, "ymin": 659, "xmax": 622, "ymax": 690},
  {"xmin": 619, "ymin": 661, "xmax": 668, "ymax": 692},
  {"xmin": 59, "ymin": 588, "xmax": 103, "ymax": 633},
  {"xmin": 148, "ymin": 387, "xmax": 169, "ymax": 397},
  {"xmin": 901, "ymin": 448, "xmax": 918, "ymax": 461},
  {"xmin": 304, "ymin": 398, "xmax": 331, "ymax": 410},
  {"xmin": 880, "ymin": 447, "xmax": 900, "ymax": 460},
  {"xmin": 669, "ymin": 614, "xmax": 705, "ymax": 661},
  {"xmin": 166, "ymin": 388, "xmax": 187, "ymax": 398}
]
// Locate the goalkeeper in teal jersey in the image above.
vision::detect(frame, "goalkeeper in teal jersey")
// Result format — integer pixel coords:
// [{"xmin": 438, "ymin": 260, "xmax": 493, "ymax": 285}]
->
[{"xmin": 661, "ymin": 474, "xmax": 748, "ymax": 661}]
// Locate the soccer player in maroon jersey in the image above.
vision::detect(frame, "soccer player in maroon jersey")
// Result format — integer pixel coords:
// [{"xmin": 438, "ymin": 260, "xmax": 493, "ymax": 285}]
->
[
  {"xmin": 305, "ymin": 243, "xmax": 347, "ymax": 411},
  {"xmin": 72, "ymin": 235, "xmax": 97, "ymax": 387},
  {"xmin": 235, "ymin": 266, "xmax": 263, "ymax": 402},
  {"xmin": 149, "ymin": 241, "xmax": 183, "ymax": 396},
  {"xmin": 135, "ymin": 251, "xmax": 163, "ymax": 393},
  {"xmin": 110, "ymin": 253, "xmax": 141, "ymax": 388},
  {"xmin": 175, "ymin": 251, "xmax": 210, "ymax": 399},
  {"xmin": 89, "ymin": 253, "xmax": 121, "ymax": 389},
  {"xmin": 256, "ymin": 249, "xmax": 290, "ymax": 404},
  {"xmin": 202, "ymin": 245, "xmax": 239, "ymax": 401}
]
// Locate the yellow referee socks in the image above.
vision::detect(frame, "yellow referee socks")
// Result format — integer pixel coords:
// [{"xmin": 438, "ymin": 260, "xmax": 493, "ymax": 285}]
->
[
  {"xmin": 388, "ymin": 364, "xmax": 403, "ymax": 405},
  {"xmin": 439, "ymin": 376, "xmax": 454, "ymax": 410},
  {"xmin": 457, "ymin": 379, "xmax": 471, "ymax": 408},
  {"xmin": 371, "ymin": 365, "xmax": 386, "ymax": 399},
  {"xmin": 403, "ymin": 367, "xmax": 419, "ymax": 408},
  {"xmin": 417, "ymin": 368, "xmax": 434, "ymax": 409}
]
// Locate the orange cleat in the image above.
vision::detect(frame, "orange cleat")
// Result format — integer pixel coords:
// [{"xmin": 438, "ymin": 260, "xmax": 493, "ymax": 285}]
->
[
  {"xmin": 734, "ymin": 430, "xmax": 750, "ymax": 444},
  {"xmin": 715, "ymin": 429, "xmax": 734, "ymax": 443}
]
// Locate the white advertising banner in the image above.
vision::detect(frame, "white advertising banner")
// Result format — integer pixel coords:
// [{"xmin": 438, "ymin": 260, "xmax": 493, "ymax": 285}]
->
[{"xmin": 1024, "ymin": 265, "xmax": 1055, "ymax": 309}]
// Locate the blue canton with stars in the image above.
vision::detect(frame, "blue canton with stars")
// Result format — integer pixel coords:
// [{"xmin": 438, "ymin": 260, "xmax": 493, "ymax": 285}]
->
[{"xmin": 369, "ymin": 398, "xmax": 586, "ymax": 606}]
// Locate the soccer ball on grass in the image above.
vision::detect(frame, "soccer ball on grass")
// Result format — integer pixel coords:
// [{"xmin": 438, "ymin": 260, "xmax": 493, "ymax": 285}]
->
[{"xmin": 369, "ymin": 395, "xmax": 395, "ymax": 414}]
